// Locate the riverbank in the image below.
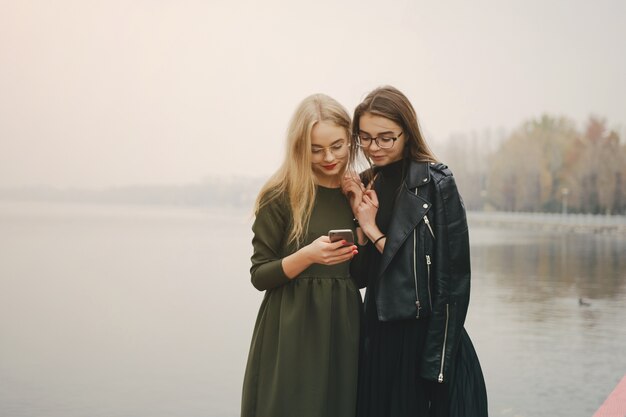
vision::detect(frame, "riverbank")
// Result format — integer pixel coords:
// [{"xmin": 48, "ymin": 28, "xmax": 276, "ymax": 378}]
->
[{"xmin": 468, "ymin": 211, "xmax": 626, "ymax": 235}]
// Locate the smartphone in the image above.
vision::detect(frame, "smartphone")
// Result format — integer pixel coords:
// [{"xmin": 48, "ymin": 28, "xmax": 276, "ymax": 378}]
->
[{"xmin": 328, "ymin": 229, "xmax": 354, "ymax": 245}]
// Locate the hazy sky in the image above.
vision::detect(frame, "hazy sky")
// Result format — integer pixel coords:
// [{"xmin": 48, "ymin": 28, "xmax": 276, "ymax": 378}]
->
[{"xmin": 1, "ymin": 0, "xmax": 625, "ymax": 188}]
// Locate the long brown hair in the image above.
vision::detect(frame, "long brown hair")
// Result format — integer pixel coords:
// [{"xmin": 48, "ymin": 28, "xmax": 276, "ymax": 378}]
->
[
  {"xmin": 254, "ymin": 94, "xmax": 356, "ymax": 246},
  {"xmin": 353, "ymin": 86, "xmax": 436, "ymax": 164}
]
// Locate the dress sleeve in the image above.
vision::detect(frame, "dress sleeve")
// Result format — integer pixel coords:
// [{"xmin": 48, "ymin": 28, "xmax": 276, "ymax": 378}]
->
[{"xmin": 250, "ymin": 198, "xmax": 292, "ymax": 291}]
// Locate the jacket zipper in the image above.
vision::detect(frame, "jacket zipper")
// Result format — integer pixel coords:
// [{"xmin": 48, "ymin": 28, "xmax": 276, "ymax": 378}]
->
[
  {"xmin": 426, "ymin": 255, "xmax": 432, "ymax": 305},
  {"xmin": 424, "ymin": 215, "xmax": 435, "ymax": 239},
  {"xmin": 413, "ymin": 188, "xmax": 421, "ymax": 318},
  {"xmin": 438, "ymin": 303, "xmax": 450, "ymax": 383},
  {"xmin": 413, "ymin": 226, "xmax": 420, "ymax": 318}
]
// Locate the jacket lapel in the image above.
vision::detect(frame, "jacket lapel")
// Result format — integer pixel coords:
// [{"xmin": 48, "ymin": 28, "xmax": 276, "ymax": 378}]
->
[{"xmin": 378, "ymin": 161, "xmax": 432, "ymax": 276}]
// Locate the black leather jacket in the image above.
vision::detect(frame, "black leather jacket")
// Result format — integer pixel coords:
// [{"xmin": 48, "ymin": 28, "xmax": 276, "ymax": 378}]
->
[{"xmin": 351, "ymin": 160, "xmax": 471, "ymax": 383}]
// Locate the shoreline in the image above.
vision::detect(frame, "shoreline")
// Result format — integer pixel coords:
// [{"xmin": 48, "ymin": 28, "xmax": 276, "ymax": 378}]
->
[
  {"xmin": 1, "ymin": 199, "xmax": 625, "ymax": 235},
  {"xmin": 468, "ymin": 211, "xmax": 626, "ymax": 235}
]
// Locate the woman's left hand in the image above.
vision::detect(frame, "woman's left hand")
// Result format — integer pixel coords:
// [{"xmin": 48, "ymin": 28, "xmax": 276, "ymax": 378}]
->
[
  {"xmin": 356, "ymin": 189, "xmax": 379, "ymax": 234},
  {"xmin": 342, "ymin": 172, "xmax": 365, "ymax": 214}
]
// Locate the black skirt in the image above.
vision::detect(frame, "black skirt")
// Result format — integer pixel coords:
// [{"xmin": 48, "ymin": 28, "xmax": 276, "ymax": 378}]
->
[{"xmin": 356, "ymin": 292, "xmax": 488, "ymax": 417}]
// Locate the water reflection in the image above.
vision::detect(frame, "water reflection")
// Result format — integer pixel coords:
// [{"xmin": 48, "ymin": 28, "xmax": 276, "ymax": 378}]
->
[
  {"xmin": 467, "ymin": 226, "xmax": 626, "ymax": 417},
  {"xmin": 471, "ymin": 227, "xmax": 626, "ymax": 301},
  {"xmin": 0, "ymin": 203, "xmax": 624, "ymax": 417}
]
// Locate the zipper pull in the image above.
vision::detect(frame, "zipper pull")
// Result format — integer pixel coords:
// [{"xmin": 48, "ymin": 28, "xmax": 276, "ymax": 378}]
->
[
  {"xmin": 438, "ymin": 373, "xmax": 444, "ymax": 383},
  {"xmin": 426, "ymin": 255, "xmax": 431, "ymax": 265},
  {"xmin": 423, "ymin": 215, "xmax": 435, "ymax": 239},
  {"xmin": 415, "ymin": 300, "xmax": 421, "ymax": 318}
]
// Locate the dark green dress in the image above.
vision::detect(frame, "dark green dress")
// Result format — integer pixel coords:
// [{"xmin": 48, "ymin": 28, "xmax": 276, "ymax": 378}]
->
[{"xmin": 241, "ymin": 186, "xmax": 361, "ymax": 417}]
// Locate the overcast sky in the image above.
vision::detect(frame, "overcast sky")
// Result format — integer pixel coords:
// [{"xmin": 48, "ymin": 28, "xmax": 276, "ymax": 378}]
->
[{"xmin": 1, "ymin": 0, "xmax": 625, "ymax": 188}]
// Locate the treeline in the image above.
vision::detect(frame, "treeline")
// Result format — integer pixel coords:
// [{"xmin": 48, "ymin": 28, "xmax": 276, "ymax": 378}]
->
[{"xmin": 440, "ymin": 115, "xmax": 626, "ymax": 214}]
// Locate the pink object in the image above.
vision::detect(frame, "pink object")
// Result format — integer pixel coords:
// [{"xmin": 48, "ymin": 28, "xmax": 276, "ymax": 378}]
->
[{"xmin": 593, "ymin": 375, "xmax": 626, "ymax": 417}]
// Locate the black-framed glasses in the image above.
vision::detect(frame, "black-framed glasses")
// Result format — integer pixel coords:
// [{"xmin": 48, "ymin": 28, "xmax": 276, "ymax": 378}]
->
[{"xmin": 355, "ymin": 132, "xmax": 403, "ymax": 149}]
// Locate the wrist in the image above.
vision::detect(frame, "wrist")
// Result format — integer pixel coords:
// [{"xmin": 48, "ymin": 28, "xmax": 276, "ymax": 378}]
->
[
  {"xmin": 298, "ymin": 244, "xmax": 315, "ymax": 265},
  {"xmin": 372, "ymin": 234, "xmax": 386, "ymax": 246},
  {"xmin": 361, "ymin": 224, "xmax": 380, "ymax": 241}
]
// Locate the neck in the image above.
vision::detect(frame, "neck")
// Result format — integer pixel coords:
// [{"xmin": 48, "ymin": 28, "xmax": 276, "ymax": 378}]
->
[{"xmin": 315, "ymin": 174, "xmax": 341, "ymax": 188}]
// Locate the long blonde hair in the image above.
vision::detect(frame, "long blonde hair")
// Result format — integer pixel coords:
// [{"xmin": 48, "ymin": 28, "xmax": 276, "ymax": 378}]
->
[{"xmin": 254, "ymin": 94, "xmax": 355, "ymax": 247}]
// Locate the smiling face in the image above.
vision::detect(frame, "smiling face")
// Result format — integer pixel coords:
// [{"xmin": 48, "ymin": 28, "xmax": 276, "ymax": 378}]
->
[
  {"xmin": 310, "ymin": 121, "xmax": 350, "ymax": 187},
  {"xmin": 358, "ymin": 112, "xmax": 406, "ymax": 166}
]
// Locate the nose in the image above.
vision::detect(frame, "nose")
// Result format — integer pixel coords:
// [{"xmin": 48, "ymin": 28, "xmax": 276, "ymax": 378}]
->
[
  {"xmin": 323, "ymin": 148, "xmax": 335, "ymax": 162},
  {"xmin": 368, "ymin": 141, "xmax": 381, "ymax": 152}
]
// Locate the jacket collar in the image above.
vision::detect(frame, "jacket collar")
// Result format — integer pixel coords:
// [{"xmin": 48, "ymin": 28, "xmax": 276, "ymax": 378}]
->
[
  {"xmin": 405, "ymin": 159, "xmax": 431, "ymax": 189},
  {"xmin": 377, "ymin": 160, "xmax": 432, "ymax": 275}
]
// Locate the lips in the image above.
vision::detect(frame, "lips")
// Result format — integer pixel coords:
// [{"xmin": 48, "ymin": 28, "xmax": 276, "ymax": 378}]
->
[{"xmin": 322, "ymin": 163, "xmax": 338, "ymax": 170}]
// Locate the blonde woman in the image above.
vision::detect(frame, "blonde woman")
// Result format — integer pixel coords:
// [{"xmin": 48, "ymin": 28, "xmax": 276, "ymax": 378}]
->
[{"xmin": 241, "ymin": 94, "xmax": 361, "ymax": 417}]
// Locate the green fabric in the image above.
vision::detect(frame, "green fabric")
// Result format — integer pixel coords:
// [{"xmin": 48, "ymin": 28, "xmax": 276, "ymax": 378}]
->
[{"xmin": 242, "ymin": 186, "xmax": 361, "ymax": 417}]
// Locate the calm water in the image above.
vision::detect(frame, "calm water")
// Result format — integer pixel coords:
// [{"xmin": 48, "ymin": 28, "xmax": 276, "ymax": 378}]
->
[{"xmin": 0, "ymin": 202, "xmax": 625, "ymax": 417}]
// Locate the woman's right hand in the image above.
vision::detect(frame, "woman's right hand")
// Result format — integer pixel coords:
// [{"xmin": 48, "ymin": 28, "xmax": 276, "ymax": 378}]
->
[{"xmin": 303, "ymin": 235, "xmax": 358, "ymax": 266}]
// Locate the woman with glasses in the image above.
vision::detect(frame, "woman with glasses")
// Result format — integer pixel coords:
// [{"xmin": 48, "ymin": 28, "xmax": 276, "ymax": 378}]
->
[
  {"xmin": 241, "ymin": 94, "xmax": 362, "ymax": 417},
  {"xmin": 343, "ymin": 86, "xmax": 488, "ymax": 417}
]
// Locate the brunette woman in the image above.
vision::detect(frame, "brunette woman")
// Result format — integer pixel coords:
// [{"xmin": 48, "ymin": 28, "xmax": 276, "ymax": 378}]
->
[{"xmin": 343, "ymin": 86, "xmax": 488, "ymax": 417}]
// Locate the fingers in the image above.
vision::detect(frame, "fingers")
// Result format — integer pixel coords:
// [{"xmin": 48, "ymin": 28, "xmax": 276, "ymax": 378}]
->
[
  {"xmin": 330, "ymin": 240, "xmax": 354, "ymax": 250},
  {"xmin": 365, "ymin": 189, "xmax": 379, "ymax": 205},
  {"xmin": 313, "ymin": 236, "xmax": 358, "ymax": 265},
  {"xmin": 329, "ymin": 242, "xmax": 357, "ymax": 256},
  {"xmin": 324, "ymin": 246, "xmax": 358, "ymax": 265},
  {"xmin": 343, "ymin": 182, "xmax": 364, "ymax": 197},
  {"xmin": 343, "ymin": 174, "xmax": 365, "ymax": 191},
  {"xmin": 332, "ymin": 244, "xmax": 357, "ymax": 255},
  {"xmin": 318, "ymin": 235, "xmax": 331, "ymax": 243},
  {"xmin": 362, "ymin": 193, "xmax": 379, "ymax": 209},
  {"xmin": 365, "ymin": 173, "xmax": 379, "ymax": 191}
]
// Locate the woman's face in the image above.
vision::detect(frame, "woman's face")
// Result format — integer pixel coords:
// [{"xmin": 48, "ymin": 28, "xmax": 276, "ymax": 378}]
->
[
  {"xmin": 358, "ymin": 112, "xmax": 406, "ymax": 166},
  {"xmin": 310, "ymin": 121, "xmax": 350, "ymax": 187}
]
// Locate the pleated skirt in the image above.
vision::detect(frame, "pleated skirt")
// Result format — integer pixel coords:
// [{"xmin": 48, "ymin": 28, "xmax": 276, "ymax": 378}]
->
[
  {"xmin": 241, "ymin": 276, "xmax": 362, "ymax": 417},
  {"xmin": 356, "ymin": 296, "xmax": 487, "ymax": 417}
]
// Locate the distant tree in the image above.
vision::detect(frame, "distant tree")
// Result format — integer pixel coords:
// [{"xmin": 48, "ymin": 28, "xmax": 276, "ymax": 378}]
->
[
  {"xmin": 565, "ymin": 117, "xmax": 624, "ymax": 214},
  {"xmin": 486, "ymin": 115, "xmax": 578, "ymax": 211},
  {"xmin": 437, "ymin": 114, "xmax": 624, "ymax": 214}
]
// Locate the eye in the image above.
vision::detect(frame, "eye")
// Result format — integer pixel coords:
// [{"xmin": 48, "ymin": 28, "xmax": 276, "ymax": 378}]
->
[
  {"xmin": 331, "ymin": 143, "xmax": 344, "ymax": 150},
  {"xmin": 379, "ymin": 137, "xmax": 394, "ymax": 143},
  {"xmin": 311, "ymin": 148, "xmax": 323, "ymax": 154}
]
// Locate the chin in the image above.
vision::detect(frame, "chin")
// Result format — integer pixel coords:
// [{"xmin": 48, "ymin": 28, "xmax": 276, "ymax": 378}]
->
[{"xmin": 319, "ymin": 169, "xmax": 341, "ymax": 178}]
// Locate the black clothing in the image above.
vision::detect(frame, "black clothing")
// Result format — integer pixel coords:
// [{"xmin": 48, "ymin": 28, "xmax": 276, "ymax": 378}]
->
[{"xmin": 353, "ymin": 159, "xmax": 487, "ymax": 417}]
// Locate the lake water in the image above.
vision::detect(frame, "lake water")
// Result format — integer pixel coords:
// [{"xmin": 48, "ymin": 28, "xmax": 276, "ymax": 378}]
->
[{"xmin": 0, "ymin": 202, "xmax": 625, "ymax": 417}]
